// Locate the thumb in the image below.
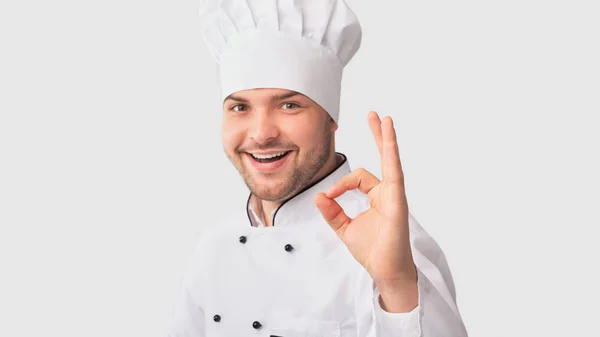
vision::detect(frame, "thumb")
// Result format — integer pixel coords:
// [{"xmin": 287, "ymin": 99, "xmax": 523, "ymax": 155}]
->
[{"xmin": 314, "ymin": 192, "xmax": 351, "ymax": 234}]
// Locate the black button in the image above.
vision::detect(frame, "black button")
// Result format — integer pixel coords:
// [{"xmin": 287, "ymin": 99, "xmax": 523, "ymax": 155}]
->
[
  {"xmin": 213, "ymin": 314, "xmax": 221, "ymax": 322},
  {"xmin": 252, "ymin": 321, "xmax": 262, "ymax": 329},
  {"xmin": 239, "ymin": 235, "xmax": 247, "ymax": 244},
  {"xmin": 284, "ymin": 244, "xmax": 294, "ymax": 252}
]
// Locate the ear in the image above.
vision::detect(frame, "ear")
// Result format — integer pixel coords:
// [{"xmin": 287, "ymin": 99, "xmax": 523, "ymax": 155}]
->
[{"xmin": 330, "ymin": 116, "xmax": 339, "ymax": 132}]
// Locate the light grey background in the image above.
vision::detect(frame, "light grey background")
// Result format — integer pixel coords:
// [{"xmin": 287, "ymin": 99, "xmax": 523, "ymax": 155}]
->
[{"xmin": 1, "ymin": 0, "xmax": 598, "ymax": 336}]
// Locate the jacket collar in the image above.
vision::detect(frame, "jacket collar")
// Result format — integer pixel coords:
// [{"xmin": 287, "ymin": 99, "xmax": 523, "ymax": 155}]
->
[{"xmin": 246, "ymin": 152, "xmax": 350, "ymax": 227}]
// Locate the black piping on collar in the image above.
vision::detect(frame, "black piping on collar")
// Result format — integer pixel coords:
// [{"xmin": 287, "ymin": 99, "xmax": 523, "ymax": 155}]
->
[{"xmin": 245, "ymin": 152, "xmax": 348, "ymax": 227}]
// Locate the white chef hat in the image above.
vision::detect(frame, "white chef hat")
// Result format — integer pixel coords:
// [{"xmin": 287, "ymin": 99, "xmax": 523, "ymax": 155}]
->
[{"xmin": 199, "ymin": 0, "xmax": 362, "ymax": 123}]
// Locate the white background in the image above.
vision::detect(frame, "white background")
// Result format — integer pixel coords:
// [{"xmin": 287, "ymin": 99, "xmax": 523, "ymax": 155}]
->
[{"xmin": 1, "ymin": 0, "xmax": 599, "ymax": 336}]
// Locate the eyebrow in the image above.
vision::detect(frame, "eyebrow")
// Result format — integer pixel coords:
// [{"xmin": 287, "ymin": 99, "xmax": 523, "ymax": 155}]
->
[
  {"xmin": 223, "ymin": 94, "xmax": 249, "ymax": 103},
  {"xmin": 270, "ymin": 91, "xmax": 300, "ymax": 101},
  {"xmin": 223, "ymin": 91, "xmax": 300, "ymax": 104}
]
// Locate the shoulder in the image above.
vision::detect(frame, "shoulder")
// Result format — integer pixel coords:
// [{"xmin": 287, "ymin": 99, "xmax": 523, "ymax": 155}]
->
[{"xmin": 193, "ymin": 211, "xmax": 249, "ymax": 250}]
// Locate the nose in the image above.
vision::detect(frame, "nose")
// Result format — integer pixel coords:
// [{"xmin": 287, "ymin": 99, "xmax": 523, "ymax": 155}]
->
[{"xmin": 248, "ymin": 109, "xmax": 279, "ymax": 144}]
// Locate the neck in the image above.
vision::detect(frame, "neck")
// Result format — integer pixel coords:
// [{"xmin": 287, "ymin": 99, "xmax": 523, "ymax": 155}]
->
[{"xmin": 257, "ymin": 152, "xmax": 342, "ymax": 227}]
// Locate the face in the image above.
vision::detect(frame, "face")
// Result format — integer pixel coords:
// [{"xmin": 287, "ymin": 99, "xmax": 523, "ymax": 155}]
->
[{"xmin": 221, "ymin": 88, "xmax": 338, "ymax": 202}]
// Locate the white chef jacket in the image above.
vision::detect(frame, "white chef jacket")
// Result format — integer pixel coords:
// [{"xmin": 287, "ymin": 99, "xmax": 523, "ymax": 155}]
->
[{"xmin": 167, "ymin": 153, "xmax": 468, "ymax": 337}]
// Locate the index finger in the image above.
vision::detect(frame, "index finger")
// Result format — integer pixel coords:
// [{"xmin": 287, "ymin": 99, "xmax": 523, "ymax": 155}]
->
[{"xmin": 326, "ymin": 168, "xmax": 380, "ymax": 199}]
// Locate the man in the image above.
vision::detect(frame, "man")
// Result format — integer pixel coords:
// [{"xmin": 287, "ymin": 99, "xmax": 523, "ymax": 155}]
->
[{"xmin": 167, "ymin": 0, "xmax": 468, "ymax": 336}]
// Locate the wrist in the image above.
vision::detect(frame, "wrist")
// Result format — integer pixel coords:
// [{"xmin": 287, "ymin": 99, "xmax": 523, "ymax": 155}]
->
[
  {"xmin": 375, "ymin": 263, "xmax": 418, "ymax": 294},
  {"xmin": 377, "ymin": 276, "xmax": 418, "ymax": 313}
]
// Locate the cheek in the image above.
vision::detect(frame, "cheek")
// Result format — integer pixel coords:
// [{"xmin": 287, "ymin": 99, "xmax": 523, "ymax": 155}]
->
[
  {"xmin": 221, "ymin": 121, "xmax": 245, "ymax": 153},
  {"xmin": 280, "ymin": 115, "xmax": 326, "ymax": 150}
]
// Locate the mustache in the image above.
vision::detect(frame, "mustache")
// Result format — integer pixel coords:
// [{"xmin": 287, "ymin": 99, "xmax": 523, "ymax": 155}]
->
[{"xmin": 236, "ymin": 139, "xmax": 298, "ymax": 153}]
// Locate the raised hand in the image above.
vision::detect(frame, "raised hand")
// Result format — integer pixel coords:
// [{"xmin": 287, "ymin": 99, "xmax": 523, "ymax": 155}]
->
[{"xmin": 314, "ymin": 111, "xmax": 418, "ymax": 311}]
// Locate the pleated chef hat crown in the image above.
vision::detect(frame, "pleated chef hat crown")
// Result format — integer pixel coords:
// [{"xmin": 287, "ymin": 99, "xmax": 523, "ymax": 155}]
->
[{"xmin": 199, "ymin": 0, "xmax": 362, "ymax": 123}]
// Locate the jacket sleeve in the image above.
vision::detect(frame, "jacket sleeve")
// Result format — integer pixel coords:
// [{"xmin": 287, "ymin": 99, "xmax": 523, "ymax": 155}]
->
[
  {"xmin": 166, "ymin": 234, "xmax": 209, "ymax": 337},
  {"xmin": 166, "ymin": 282, "xmax": 206, "ymax": 337},
  {"xmin": 354, "ymin": 213, "xmax": 469, "ymax": 337}
]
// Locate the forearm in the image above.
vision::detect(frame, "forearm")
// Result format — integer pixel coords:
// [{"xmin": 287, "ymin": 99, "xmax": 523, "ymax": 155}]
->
[
  {"xmin": 376, "ymin": 262, "xmax": 419, "ymax": 313},
  {"xmin": 378, "ymin": 279, "xmax": 418, "ymax": 313}
]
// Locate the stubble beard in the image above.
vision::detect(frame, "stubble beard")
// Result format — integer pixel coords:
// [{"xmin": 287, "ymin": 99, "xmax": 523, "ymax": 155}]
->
[{"xmin": 231, "ymin": 128, "xmax": 333, "ymax": 203}]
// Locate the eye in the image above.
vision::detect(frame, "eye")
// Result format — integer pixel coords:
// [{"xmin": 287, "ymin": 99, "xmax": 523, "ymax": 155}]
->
[
  {"xmin": 281, "ymin": 102, "xmax": 300, "ymax": 110},
  {"xmin": 230, "ymin": 104, "xmax": 248, "ymax": 112}
]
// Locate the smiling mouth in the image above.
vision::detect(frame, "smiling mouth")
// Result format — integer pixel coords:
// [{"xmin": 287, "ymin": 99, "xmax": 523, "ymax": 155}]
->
[{"xmin": 248, "ymin": 151, "xmax": 291, "ymax": 164}]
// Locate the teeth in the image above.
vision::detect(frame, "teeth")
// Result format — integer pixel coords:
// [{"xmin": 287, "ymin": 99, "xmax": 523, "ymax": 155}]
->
[{"xmin": 251, "ymin": 151, "xmax": 287, "ymax": 159}]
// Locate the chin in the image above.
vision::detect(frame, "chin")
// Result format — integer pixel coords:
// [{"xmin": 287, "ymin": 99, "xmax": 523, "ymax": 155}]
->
[{"xmin": 248, "ymin": 178, "xmax": 290, "ymax": 201}]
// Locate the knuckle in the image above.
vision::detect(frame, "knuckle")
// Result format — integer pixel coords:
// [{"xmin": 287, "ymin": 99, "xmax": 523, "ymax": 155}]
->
[{"xmin": 354, "ymin": 168, "xmax": 368, "ymax": 175}]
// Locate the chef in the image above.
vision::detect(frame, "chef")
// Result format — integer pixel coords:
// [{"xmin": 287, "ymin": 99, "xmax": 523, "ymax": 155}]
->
[{"xmin": 167, "ymin": 0, "xmax": 468, "ymax": 336}]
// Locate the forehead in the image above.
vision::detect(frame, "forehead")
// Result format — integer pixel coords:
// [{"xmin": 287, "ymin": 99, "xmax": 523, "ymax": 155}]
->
[{"xmin": 223, "ymin": 88, "xmax": 307, "ymax": 103}]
